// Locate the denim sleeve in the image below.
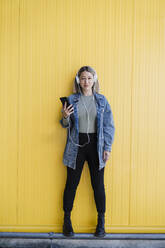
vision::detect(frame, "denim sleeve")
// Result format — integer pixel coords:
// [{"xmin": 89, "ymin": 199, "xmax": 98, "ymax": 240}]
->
[
  {"xmin": 60, "ymin": 116, "xmax": 70, "ymax": 128},
  {"xmin": 60, "ymin": 115, "xmax": 74, "ymax": 129},
  {"xmin": 103, "ymin": 98, "xmax": 115, "ymax": 152}
]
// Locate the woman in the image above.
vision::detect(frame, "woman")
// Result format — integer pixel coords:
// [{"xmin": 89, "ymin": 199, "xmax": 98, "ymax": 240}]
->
[{"xmin": 60, "ymin": 66, "xmax": 115, "ymax": 237}]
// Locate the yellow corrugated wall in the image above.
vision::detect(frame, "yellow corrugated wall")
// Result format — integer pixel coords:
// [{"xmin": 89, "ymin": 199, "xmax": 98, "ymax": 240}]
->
[{"xmin": 0, "ymin": 0, "xmax": 165, "ymax": 233}]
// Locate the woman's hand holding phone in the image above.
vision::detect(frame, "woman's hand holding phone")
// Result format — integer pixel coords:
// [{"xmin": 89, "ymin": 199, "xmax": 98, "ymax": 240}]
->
[{"xmin": 62, "ymin": 102, "xmax": 74, "ymax": 119}]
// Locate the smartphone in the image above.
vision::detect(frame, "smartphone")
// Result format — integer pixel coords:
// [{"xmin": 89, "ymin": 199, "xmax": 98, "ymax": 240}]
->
[{"xmin": 60, "ymin": 97, "xmax": 70, "ymax": 108}]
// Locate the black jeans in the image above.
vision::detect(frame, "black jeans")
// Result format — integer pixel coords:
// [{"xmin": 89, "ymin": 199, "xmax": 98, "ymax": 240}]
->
[{"xmin": 63, "ymin": 133, "xmax": 106, "ymax": 214}]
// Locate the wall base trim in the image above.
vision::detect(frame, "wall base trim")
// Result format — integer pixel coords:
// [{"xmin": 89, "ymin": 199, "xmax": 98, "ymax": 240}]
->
[{"xmin": 0, "ymin": 232, "xmax": 165, "ymax": 240}]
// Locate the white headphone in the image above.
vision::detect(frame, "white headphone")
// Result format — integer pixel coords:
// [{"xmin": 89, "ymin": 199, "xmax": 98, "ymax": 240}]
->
[{"xmin": 76, "ymin": 70, "xmax": 98, "ymax": 84}]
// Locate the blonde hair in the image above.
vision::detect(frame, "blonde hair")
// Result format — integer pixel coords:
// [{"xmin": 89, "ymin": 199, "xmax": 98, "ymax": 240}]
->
[{"xmin": 73, "ymin": 66, "xmax": 100, "ymax": 93}]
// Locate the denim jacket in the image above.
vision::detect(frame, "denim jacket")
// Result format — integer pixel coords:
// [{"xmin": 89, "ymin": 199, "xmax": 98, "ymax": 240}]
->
[{"xmin": 60, "ymin": 92, "xmax": 115, "ymax": 170}]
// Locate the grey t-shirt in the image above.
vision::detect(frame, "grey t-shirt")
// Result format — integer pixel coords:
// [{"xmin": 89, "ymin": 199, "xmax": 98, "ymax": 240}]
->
[{"xmin": 62, "ymin": 94, "xmax": 97, "ymax": 133}]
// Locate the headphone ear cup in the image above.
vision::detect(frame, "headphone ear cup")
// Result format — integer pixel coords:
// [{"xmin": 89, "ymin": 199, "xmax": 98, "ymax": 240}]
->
[
  {"xmin": 76, "ymin": 75, "xmax": 80, "ymax": 84},
  {"xmin": 94, "ymin": 73, "xmax": 97, "ymax": 82}
]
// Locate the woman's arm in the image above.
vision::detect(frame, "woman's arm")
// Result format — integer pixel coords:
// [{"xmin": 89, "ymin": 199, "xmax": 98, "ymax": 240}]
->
[
  {"xmin": 60, "ymin": 101, "xmax": 74, "ymax": 128},
  {"xmin": 60, "ymin": 116, "xmax": 70, "ymax": 128},
  {"xmin": 103, "ymin": 98, "xmax": 115, "ymax": 152}
]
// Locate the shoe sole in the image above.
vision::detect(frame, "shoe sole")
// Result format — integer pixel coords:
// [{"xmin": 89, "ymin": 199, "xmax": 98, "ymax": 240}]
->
[
  {"xmin": 63, "ymin": 233, "xmax": 75, "ymax": 237},
  {"xmin": 94, "ymin": 233, "xmax": 106, "ymax": 238}
]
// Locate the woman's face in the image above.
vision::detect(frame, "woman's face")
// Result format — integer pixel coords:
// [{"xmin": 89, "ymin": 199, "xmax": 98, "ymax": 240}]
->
[{"xmin": 79, "ymin": 71, "xmax": 94, "ymax": 93}]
